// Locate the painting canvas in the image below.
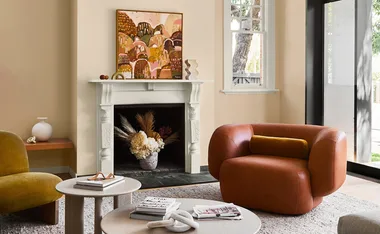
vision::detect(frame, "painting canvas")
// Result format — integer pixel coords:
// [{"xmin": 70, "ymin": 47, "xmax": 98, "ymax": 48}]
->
[{"xmin": 116, "ymin": 10, "xmax": 183, "ymax": 79}]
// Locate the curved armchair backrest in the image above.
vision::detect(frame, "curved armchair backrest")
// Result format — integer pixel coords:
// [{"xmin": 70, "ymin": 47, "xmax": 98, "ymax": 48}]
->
[{"xmin": 0, "ymin": 131, "xmax": 29, "ymax": 177}]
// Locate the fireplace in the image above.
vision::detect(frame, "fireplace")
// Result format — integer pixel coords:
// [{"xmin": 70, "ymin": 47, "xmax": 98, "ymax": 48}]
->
[
  {"xmin": 89, "ymin": 79, "xmax": 204, "ymax": 174},
  {"xmin": 114, "ymin": 103, "xmax": 186, "ymax": 173}
]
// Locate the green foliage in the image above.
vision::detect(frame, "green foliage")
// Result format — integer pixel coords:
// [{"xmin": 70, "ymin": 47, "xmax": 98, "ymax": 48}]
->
[
  {"xmin": 372, "ymin": 152, "xmax": 380, "ymax": 162},
  {"xmin": 373, "ymin": 0, "xmax": 380, "ymax": 55},
  {"xmin": 373, "ymin": 72, "xmax": 380, "ymax": 81}
]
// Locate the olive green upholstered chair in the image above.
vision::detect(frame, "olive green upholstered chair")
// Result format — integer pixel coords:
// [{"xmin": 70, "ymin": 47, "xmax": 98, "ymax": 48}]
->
[{"xmin": 0, "ymin": 131, "xmax": 63, "ymax": 224}]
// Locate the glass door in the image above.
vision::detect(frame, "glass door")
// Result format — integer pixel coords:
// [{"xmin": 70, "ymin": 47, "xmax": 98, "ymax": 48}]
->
[
  {"xmin": 323, "ymin": 0, "xmax": 356, "ymax": 162},
  {"xmin": 323, "ymin": 0, "xmax": 378, "ymax": 175}
]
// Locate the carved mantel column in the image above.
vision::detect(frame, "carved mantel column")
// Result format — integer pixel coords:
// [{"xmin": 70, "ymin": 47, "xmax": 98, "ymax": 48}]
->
[
  {"xmin": 98, "ymin": 83, "xmax": 114, "ymax": 174},
  {"xmin": 187, "ymin": 83, "xmax": 201, "ymax": 173}
]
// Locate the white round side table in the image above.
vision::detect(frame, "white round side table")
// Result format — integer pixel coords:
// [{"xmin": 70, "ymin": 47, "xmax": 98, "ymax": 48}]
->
[{"xmin": 56, "ymin": 176, "xmax": 141, "ymax": 234}]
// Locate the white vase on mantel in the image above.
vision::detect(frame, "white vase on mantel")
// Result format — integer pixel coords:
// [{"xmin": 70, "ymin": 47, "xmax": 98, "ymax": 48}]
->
[
  {"xmin": 185, "ymin": 59, "xmax": 199, "ymax": 80},
  {"xmin": 32, "ymin": 117, "xmax": 53, "ymax": 142}
]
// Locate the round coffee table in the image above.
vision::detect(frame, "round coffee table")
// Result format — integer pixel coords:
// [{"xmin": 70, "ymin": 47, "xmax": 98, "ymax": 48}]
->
[
  {"xmin": 56, "ymin": 176, "xmax": 141, "ymax": 234},
  {"xmin": 101, "ymin": 198, "xmax": 261, "ymax": 234}
]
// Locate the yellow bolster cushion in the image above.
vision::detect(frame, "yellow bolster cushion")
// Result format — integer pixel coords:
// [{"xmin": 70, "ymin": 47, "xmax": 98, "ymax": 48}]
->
[{"xmin": 249, "ymin": 135, "xmax": 309, "ymax": 160}]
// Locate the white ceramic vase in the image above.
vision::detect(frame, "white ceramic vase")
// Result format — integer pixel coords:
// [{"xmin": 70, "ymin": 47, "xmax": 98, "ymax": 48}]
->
[
  {"xmin": 32, "ymin": 117, "xmax": 53, "ymax": 142},
  {"xmin": 139, "ymin": 152, "xmax": 158, "ymax": 170}
]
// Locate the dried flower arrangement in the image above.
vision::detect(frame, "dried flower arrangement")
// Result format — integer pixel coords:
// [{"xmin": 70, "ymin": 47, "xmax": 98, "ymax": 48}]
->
[{"xmin": 114, "ymin": 111, "xmax": 179, "ymax": 160}]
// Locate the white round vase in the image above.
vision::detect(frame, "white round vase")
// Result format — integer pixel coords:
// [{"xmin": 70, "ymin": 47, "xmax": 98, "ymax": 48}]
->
[{"xmin": 32, "ymin": 117, "xmax": 53, "ymax": 142}]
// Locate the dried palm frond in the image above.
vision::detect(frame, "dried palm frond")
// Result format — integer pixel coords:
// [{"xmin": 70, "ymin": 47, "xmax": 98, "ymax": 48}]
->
[
  {"xmin": 136, "ymin": 111, "xmax": 155, "ymax": 137},
  {"xmin": 151, "ymin": 131, "xmax": 161, "ymax": 141},
  {"xmin": 164, "ymin": 132, "xmax": 180, "ymax": 145},
  {"xmin": 120, "ymin": 115, "xmax": 136, "ymax": 134},
  {"xmin": 144, "ymin": 111, "xmax": 155, "ymax": 137},
  {"xmin": 136, "ymin": 113, "xmax": 147, "ymax": 132},
  {"xmin": 114, "ymin": 126, "xmax": 133, "ymax": 142}
]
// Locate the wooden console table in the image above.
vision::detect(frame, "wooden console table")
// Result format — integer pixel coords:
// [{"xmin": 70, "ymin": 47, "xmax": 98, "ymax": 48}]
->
[{"xmin": 24, "ymin": 138, "xmax": 74, "ymax": 151}]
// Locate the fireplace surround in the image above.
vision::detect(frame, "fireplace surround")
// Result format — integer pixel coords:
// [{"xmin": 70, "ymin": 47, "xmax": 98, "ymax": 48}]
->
[{"xmin": 89, "ymin": 80, "xmax": 203, "ymax": 174}]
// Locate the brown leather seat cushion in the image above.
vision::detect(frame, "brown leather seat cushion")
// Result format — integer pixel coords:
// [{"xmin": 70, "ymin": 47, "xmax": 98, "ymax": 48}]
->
[
  {"xmin": 219, "ymin": 155, "xmax": 321, "ymax": 215},
  {"xmin": 249, "ymin": 135, "xmax": 309, "ymax": 160}
]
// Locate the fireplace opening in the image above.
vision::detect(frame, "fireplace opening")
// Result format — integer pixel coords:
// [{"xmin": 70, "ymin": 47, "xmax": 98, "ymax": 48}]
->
[{"xmin": 114, "ymin": 103, "xmax": 185, "ymax": 175}]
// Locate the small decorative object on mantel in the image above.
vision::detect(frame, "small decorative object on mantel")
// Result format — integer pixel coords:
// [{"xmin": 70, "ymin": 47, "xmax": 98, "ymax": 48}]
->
[
  {"xmin": 99, "ymin": 74, "xmax": 109, "ymax": 80},
  {"xmin": 26, "ymin": 136, "xmax": 37, "ymax": 144},
  {"xmin": 185, "ymin": 59, "xmax": 199, "ymax": 80},
  {"xmin": 31, "ymin": 117, "xmax": 53, "ymax": 142},
  {"xmin": 114, "ymin": 111, "xmax": 180, "ymax": 170},
  {"xmin": 111, "ymin": 71, "xmax": 125, "ymax": 80}
]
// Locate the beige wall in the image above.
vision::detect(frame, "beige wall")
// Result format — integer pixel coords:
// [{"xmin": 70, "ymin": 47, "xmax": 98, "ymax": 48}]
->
[
  {"xmin": 0, "ymin": 0, "xmax": 307, "ymax": 174},
  {"xmin": 276, "ymin": 0, "xmax": 306, "ymax": 124},
  {"xmin": 74, "ymin": 0, "xmax": 216, "ymax": 175},
  {"xmin": 0, "ymin": 0, "xmax": 75, "ymax": 170}
]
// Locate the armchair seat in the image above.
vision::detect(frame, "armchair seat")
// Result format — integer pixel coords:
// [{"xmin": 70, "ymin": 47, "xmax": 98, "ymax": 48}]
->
[
  {"xmin": 209, "ymin": 123, "xmax": 347, "ymax": 215},
  {"xmin": 0, "ymin": 131, "xmax": 63, "ymax": 224},
  {"xmin": 220, "ymin": 155, "xmax": 320, "ymax": 214},
  {"xmin": 0, "ymin": 172, "xmax": 62, "ymax": 214}
]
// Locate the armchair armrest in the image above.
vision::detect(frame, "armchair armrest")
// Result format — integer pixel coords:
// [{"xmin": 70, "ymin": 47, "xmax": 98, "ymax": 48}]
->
[
  {"xmin": 208, "ymin": 124, "xmax": 253, "ymax": 179},
  {"xmin": 308, "ymin": 128, "xmax": 347, "ymax": 197}
]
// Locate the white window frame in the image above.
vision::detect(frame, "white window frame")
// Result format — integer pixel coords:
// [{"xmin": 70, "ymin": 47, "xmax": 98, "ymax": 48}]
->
[{"xmin": 222, "ymin": 0, "xmax": 277, "ymax": 94}]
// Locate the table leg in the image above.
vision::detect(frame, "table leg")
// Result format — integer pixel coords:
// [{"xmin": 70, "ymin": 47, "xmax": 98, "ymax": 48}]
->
[
  {"xmin": 94, "ymin": 197, "xmax": 103, "ymax": 234},
  {"xmin": 65, "ymin": 195, "xmax": 84, "ymax": 234},
  {"xmin": 114, "ymin": 193, "xmax": 132, "ymax": 209}
]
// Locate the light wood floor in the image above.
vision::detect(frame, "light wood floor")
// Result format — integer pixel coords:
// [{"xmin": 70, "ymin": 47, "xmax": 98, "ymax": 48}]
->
[{"xmin": 339, "ymin": 173, "xmax": 380, "ymax": 205}]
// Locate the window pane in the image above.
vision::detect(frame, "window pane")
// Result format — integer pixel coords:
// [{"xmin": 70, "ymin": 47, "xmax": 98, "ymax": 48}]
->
[
  {"xmin": 240, "ymin": 19, "xmax": 261, "ymax": 31},
  {"xmin": 231, "ymin": 4, "xmax": 241, "ymax": 17},
  {"xmin": 238, "ymin": 6, "xmax": 262, "ymax": 19},
  {"xmin": 232, "ymin": 32, "xmax": 262, "ymax": 85},
  {"xmin": 231, "ymin": 18, "xmax": 240, "ymax": 31},
  {"xmin": 241, "ymin": 0, "xmax": 261, "ymax": 6},
  {"xmin": 231, "ymin": 0, "xmax": 241, "ymax": 4}
]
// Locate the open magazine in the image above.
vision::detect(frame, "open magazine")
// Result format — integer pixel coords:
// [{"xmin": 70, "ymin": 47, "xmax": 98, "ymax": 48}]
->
[{"xmin": 192, "ymin": 203, "xmax": 243, "ymax": 220}]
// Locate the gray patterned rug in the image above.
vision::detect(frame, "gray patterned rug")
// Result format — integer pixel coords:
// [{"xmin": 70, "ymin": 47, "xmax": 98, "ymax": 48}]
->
[{"xmin": 0, "ymin": 182, "xmax": 378, "ymax": 234}]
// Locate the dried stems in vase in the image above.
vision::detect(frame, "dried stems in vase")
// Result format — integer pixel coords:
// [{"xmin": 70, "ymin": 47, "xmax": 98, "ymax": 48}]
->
[{"xmin": 114, "ymin": 111, "xmax": 180, "ymax": 160}]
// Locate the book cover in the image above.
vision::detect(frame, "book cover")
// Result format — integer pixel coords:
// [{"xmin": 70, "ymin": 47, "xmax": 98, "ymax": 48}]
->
[
  {"xmin": 193, "ymin": 203, "xmax": 241, "ymax": 219},
  {"xmin": 73, "ymin": 180, "xmax": 124, "ymax": 191},
  {"xmin": 130, "ymin": 202, "xmax": 181, "ymax": 221},
  {"xmin": 76, "ymin": 175, "xmax": 124, "ymax": 188},
  {"xmin": 136, "ymin": 197, "xmax": 176, "ymax": 212},
  {"xmin": 130, "ymin": 212, "xmax": 163, "ymax": 221}
]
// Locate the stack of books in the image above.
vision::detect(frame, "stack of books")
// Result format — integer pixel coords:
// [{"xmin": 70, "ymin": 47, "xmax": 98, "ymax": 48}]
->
[
  {"xmin": 192, "ymin": 203, "xmax": 243, "ymax": 220},
  {"xmin": 73, "ymin": 175, "xmax": 125, "ymax": 191},
  {"xmin": 130, "ymin": 196, "xmax": 181, "ymax": 221}
]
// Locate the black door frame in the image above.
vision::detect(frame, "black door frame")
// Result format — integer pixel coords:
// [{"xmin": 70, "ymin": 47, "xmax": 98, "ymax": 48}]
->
[{"xmin": 306, "ymin": 0, "xmax": 380, "ymax": 179}]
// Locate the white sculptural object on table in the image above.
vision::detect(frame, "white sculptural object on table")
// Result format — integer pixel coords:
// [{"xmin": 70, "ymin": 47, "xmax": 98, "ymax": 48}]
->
[
  {"xmin": 147, "ymin": 210, "xmax": 199, "ymax": 232},
  {"xmin": 185, "ymin": 59, "xmax": 199, "ymax": 80}
]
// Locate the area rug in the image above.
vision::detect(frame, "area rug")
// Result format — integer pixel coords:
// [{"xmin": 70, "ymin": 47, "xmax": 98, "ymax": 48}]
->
[{"xmin": 0, "ymin": 182, "xmax": 378, "ymax": 234}]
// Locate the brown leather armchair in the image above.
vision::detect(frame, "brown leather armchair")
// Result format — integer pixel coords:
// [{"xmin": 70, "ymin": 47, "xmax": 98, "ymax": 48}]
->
[{"xmin": 208, "ymin": 123, "xmax": 347, "ymax": 215}]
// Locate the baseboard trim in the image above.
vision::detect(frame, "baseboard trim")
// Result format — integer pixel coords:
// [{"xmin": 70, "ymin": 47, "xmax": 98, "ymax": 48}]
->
[{"xmin": 30, "ymin": 166, "xmax": 76, "ymax": 178}]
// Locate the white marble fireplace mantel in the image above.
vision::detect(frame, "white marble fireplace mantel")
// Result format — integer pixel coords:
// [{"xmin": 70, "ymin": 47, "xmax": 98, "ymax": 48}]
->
[{"xmin": 89, "ymin": 79, "xmax": 204, "ymax": 174}]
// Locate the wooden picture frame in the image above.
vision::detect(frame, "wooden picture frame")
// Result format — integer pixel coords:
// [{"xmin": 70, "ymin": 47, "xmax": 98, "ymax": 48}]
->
[{"xmin": 116, "ymin": 9, "xmax": 183, "ymax": 79}]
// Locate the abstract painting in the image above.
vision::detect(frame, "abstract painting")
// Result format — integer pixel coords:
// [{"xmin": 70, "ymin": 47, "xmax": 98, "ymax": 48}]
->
[{"xmin": 116, "ymin": 10, "xmax": 183, "ymax": 79}]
